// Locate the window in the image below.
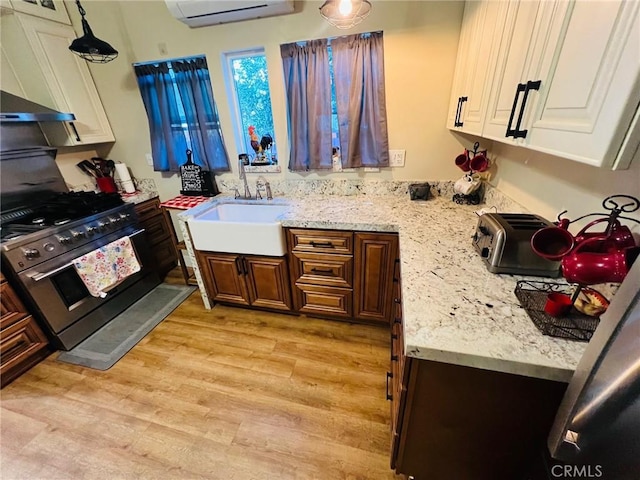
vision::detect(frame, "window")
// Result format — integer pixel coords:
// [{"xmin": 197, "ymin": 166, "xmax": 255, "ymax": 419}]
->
[
  {"xmin": 134, "ymin": 55, "xmax": 230, "ymax": 172},
  {"xmin": 280, "ymin": 32, "xmax": 389, "ymax": 171},
  {"xmin": 223, "ymin": 48, "xmax": 278, "ymax": 165}
]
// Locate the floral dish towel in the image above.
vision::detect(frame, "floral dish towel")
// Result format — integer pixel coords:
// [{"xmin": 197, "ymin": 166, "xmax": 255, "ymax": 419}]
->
[{"xmin": 73, "ymin": 236, "xmax": 141, "ymax": 298}]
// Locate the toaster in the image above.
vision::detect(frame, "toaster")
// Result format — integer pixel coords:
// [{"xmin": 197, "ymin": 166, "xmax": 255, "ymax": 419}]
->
[{"xmin": 472, "ymin": 213, "xmax": 561, "ymax": 277}]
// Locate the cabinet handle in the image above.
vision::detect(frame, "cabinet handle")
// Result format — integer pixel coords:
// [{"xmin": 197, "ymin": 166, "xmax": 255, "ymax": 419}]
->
[
  {"xmin": 394, "ymin": 317, "xmax": 402, "ymax": 325},
  {"xmin": 69, "ymin": 122, "xmax": 81, "ymax": 142},
  {"xmin": 235, "ymin": 257, "xmax": 243, "ymax": 275},
  {"xmin": 391, "ymin": 352, "xmax": 399, "ymax": 362},
  {"xmin": 391, "ymin": 333, "xmax": 398, "ymax": 340},
  {"xmin": 455, "ymin": 96, "xmax": 468, "ymax": 127},
  {"xmin": 505, "ymin": 83, "xmax": 527, "ymax": 138},
  {"xmin": 310, "ymin": 267, "xmax": 333, "ymax": 275},
  {"xmin": 386, "ymin": 372, "xmax": 393, "ymax": 401},
  {"xmin": 453, "ymin": 97, "xmax": 462, "ymax": 127},
  {"xmin": 242, "ymin": 257, "xmax": 249, "ymax": 275},
  {"xmin": 310, "ymin": 241, "xmax": 334, "ymax": 248},
  {"xmin": 394, "ymin": 298, "xmax": 401, "ymax": 304},
  {"xmin": 512, "ymin": 80, "xmax": 541, "ymax": 139}
]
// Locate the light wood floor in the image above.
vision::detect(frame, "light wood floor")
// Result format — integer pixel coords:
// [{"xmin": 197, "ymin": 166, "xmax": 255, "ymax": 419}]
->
[{"xmin": 1, "ymin": 270, "xmax": 401, "ymax": 479}]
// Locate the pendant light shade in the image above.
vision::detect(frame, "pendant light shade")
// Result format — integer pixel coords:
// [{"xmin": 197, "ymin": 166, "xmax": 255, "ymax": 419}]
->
[
  {"xmin": 69, "ymin": 0, "xmax": 118, "ymax": 64},
  {"xmin": 319, "ymin": 0, "xmax": 372, "ymax": 29}
]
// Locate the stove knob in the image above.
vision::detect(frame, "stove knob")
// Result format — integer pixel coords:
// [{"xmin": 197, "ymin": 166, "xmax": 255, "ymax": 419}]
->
[
  {"xmin": 56, "ymin": 235, "xmax": 72, "ymax": 245},
  {"xmin": 22, "ymin": 248, "xmax": 40, "ymax": 259},
  {"xmin": 119, "ymin": 212, "xmax": 130, "ymax": 220},
  {"xmin": 97, "ymin": 222, "xmax": 108, "ymax": 231},
  {"xmin": 43, "ymin": 242, "xmax": 55, "ymax": 253},
  {"xmin": 86, "ymin": 226, "xmax": 97, "ymax": 236},
  {"xmin": 71, "ymin": 230, "xmax": 86, "ymax": 239}
]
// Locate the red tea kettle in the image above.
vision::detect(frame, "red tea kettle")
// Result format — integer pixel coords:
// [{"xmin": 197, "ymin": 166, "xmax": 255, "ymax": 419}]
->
[{"xmin": 531, "ymin": 195, "xmax": 639, "ymax": 284}]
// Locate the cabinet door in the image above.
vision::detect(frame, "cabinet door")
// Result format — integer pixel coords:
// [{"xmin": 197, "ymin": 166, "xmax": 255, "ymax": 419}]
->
[
  {"xmin": 8, "ymin": 0, "xmax": 70, "ymax": 24},
  {"xmin": 13, "ymin": 14, "xmax": 115, "ymax": 145},
  {"xmin": 447, "ymin": 1, "xmax": 504, "ymax": 135},
  {"xmin": 482, "ymin": 1, "xmax": 569, "ymax": 142},
  {"xmin": 0, "ymin": 281, "xmax": 28, "ymax": 329},
  {"xmin": 244, "ymin": 256, "xmax": 292, "ymax": 312},
  {"xmin": 527, "ymin": 0, "xmax": 640, "ymax": 169},
  {"xmin": 353, "ymin": 233, "xmax": 398, "ymax": 325},
  {"xmin": 1, "ymin": 315, "xmax": 50, "ymax": 388},
  {"xmin": 197, "ymin": 252, "xmax": 250, "ymax": 306}
]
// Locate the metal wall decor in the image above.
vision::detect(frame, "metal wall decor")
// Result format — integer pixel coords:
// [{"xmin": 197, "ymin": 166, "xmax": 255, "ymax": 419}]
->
[{"xmin": 69, "ymin": 0, "xmax": 118, "ymax": 64}]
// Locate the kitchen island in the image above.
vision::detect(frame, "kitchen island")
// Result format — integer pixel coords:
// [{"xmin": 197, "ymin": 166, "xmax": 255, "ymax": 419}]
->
[{"xmin": 180, "ymin": 190, "xmax": 586, "ymax": 383}]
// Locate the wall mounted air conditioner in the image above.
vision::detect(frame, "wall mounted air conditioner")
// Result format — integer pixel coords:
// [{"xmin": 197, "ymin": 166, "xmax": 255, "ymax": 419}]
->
[{"xmin": 165, "ymin": 0, "xmax": 294, "ymax": 27}]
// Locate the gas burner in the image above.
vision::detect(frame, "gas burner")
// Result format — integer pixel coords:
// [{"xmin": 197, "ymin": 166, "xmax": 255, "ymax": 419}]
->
[
  {"xmin": 32, "ymin": 217, "xmax": 46, "ymax": 226},
  {"xmin": 54, "ymin": 218, "xmax": 71, "ymax": 226}
]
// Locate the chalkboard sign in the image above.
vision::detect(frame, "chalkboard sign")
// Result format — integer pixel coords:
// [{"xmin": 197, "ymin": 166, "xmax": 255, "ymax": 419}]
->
[
  {"xmin": 180, "ymin": 149, "xmax": 204, "ymax": 195},
  {"xmin": 179, "ymin": 149, "xmax": 218, "ymax": 197}
]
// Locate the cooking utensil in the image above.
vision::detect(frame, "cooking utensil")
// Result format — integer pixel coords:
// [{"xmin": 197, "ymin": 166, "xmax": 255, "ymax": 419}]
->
[
  {"xmin": 92, "ymin": 157, "xmax": 110, "ymax": 177},
  {"xmin": 106, "ymin": 159, "xmax": 115, "ymax": 177},
  {"xmin": 77, "ymin": 159, "xmax": 101, "ymax": 178}
]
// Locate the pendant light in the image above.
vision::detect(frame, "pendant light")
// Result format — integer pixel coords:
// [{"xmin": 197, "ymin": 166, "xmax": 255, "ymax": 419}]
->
[
  {"xmin": 319, "ymin": 0, "xmax": 372, "ymax": 29},
  {"xmin": 69, "ymin": 0, "xmax": 118, "ymax": 64}
]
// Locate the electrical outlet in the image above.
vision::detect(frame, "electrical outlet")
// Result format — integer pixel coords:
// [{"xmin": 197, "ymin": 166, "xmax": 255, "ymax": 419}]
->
[
  {"xmin": 364, "ymin": 167, "xmax": 379, "ymax": 172},
  {"xmin": 389, "ymin": 149, "xmax": 406, "ymax": 167},
  {"xmin": 145, "ymin": 153, "xmax": 153, "ymax": 166}
]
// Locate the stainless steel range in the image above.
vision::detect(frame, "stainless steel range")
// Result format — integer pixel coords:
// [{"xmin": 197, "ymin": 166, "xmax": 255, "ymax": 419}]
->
[{"xmin": 1, "ymin": 148, "xmax": 160, "ymax": 350}]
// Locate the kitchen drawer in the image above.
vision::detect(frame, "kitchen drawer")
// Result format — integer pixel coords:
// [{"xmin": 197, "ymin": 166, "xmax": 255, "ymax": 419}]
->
[
  {"xmin": 134, "ymin": 197, "xmax": 162, "ymax": 223},
  {"xmin": 294, "ymin": 283, "xmax": 353, "ymax": 318},
  {"xmin": 288, "ymin": 229, "xmax": 353, "ymax": 255},
  {"xmin": 1, "ymin": 281, "xmax": 29, "ymax": 329},
  {"xmin": 290, "ymin": 252, "xmax": 353, "ymax": 288},
  {"xmin": 1, "ymin": 314, "xmax": 50, "ymax": 388}
]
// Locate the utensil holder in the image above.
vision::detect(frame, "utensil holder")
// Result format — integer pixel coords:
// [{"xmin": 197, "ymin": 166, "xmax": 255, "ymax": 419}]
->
[{"xmin": 97, "ymin": 177, "xmax": 117, "ymax": 193}]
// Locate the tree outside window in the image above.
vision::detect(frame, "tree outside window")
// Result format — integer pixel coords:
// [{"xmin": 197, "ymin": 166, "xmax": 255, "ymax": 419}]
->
[{"xmin": 224, "ymin": 49, "xmax": 276, "ymax": 162}]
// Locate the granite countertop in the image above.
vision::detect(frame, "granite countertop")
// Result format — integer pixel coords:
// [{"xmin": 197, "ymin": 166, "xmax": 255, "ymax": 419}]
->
[{"xmin": 181, "ymin": 193, "xmax": 587, "ymax": 383}]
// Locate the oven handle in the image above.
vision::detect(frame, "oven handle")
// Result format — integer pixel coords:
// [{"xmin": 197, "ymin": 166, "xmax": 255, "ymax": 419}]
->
[{"xmin": 28, "ymin": 229, "xmax": 146, "ymax": 282}]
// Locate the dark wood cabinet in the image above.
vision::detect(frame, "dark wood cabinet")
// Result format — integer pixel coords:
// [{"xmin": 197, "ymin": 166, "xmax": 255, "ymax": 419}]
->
[
  {"xmin": 1, "ymin": 273, "xmax": 50, "ymax": 388},
  {"xmin": 197, "ymin": 251, "xmax": 292, "ymax": 312},
  {"xmin": 134, "ymin": 197, "xmax": 178, "ymax": 280},
  {"xmin": 287, "ymin": 228, "xmax": 398, "ymax": 325},
  {"xmin": 390, "ymin": 343, "xmax": 568, "ymax": 479},
  {"xmin": 354, "ymin": 233, "xmax": 398, "ymax": 325}
]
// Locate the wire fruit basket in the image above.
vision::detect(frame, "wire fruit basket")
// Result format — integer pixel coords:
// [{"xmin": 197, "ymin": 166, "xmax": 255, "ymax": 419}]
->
[{"xmin": 514, "ymin": 281, "xmax": 601, "ymax": 342}]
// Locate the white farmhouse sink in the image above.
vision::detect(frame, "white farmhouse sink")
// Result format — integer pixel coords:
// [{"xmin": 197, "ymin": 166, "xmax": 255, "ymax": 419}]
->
[{"xmin": 187, "ymin": 203, "xmax": 289, "ymax": 256}]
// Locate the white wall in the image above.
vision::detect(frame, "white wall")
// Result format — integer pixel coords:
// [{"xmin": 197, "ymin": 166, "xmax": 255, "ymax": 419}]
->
[
  {"xmin": 489, "ymin": 142, "xmax": 640, "ymax": 231},
  {"xmin": 67, "ymin": 0, "xmax": 466, "ymax": 201}
]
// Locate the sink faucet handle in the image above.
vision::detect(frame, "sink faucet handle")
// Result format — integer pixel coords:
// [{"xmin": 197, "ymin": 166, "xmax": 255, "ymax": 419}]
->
[
  {"xmin": 265, "ymin": 181, "xmax": 273, "ymax": 200},
  {"xmin": 232, "ymin": 187, "xmax": 241, "ymax": 199}
]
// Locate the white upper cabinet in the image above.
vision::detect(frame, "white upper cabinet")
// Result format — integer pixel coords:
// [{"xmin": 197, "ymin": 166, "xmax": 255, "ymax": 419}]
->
[
  {"xmin": 455, "ymin": 0, "xmax": 639, "ymax": 169},
  {"xmin": 447, "ymin": 1, "xmax": 504, "ymax": 136},
  {"xmin": 1, "ymin": 12, "xmax": 115, "ymax": 145},
  {"xmin": 482, "ymin": 1, "xmax": 570, "ymax": 143},
  {"xmin": 8, "ymin": 0, "xmax": 70, "ymax": 24},
  {"xmin": 526, "ymin": 0, "xmax": 640, "ymax": 169}
]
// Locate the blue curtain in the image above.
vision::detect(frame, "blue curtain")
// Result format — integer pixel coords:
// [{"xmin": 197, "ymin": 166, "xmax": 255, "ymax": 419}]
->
[
  {"xmin": 332, "ymin": 32, "xmax": 389, "ymax": 168},
  {"xmin": 134, "ymin": 58, "xmax": 230, "ymax": 172},
  {"xmin": 280, "ymin": 39, "xmax": 333, "ymax": 171},
  {"xmin": 172, "ymin": 58, "xmax": 230, "ymax": 172},
  {"xmin": 134, "ymin": 63, "xmax": 188, "ymax": 172}
]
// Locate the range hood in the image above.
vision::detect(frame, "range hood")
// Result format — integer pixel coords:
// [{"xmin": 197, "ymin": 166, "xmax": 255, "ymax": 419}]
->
[{"xmin": 0, "ymin": 91, "xmax": 75, "ymax": 122}]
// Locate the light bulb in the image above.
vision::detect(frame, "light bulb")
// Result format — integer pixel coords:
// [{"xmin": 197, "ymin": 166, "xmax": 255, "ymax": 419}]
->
[{"xmin": 338, "ymin": 0, "xmax": 352, "ymax": 16}]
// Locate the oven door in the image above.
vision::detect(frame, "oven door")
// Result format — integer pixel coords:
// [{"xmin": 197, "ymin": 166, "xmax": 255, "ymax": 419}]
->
[{"xmin": 17, "ymin": 225, "xmax": 154, "ymax": 335}]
